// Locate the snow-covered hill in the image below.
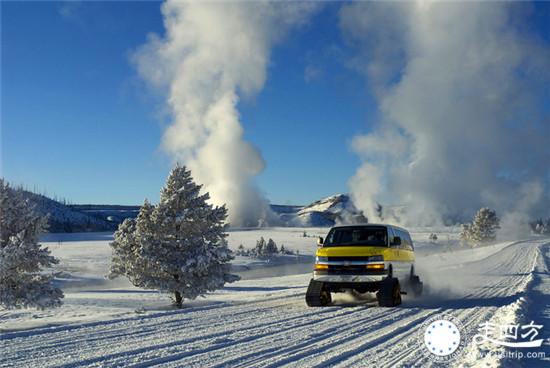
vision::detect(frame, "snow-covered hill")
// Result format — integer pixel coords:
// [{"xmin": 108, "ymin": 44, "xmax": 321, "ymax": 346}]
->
[
  {"xmin": 25, "ymin": 192, "xmax": 367, "ymax": 231},
  {"xmin": 274, "ymin": 194, "xmax": 367, "ymax": 227},
  {"xmin": 35, "ymin": 193, "xmax": 368, "ymax": 231},
  {"xmin": 21, "ymin": 191, "xmax": 116, "ymax": 232}
]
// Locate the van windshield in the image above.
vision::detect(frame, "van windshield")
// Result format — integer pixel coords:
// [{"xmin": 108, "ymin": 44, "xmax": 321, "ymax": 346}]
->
[{"xmin": 324, "ymin": 226, "xmax": 388, "ymax": 247}]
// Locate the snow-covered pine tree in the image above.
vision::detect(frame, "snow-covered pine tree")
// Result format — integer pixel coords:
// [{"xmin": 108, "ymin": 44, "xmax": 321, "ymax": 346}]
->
[
  {"xmin": 470, "ymin": 207, "xmax": 500, "ymax": 244},
  {"xmin": 109, "ymin": 200, "xmax": 158, "ymax": 288},
  {"xmin": 133, "ymin": 199, "xmax": 165, "ymax": 287},
  {"xmin": 461, "ymin": 207, "xmax": 500, "ymax": 246},
  {"xmin": 0, "ymin": 179, "xmax": 63, "ymax": 309},
  {"xmin": 540, "ymin": 220, "xmax": 550, "ymax": 234},
  {"xmin": 109, "ymin": 166, "xmax": 238, "ymax": 307},
  {"xmin": 530, "ymin": 218, "xmax": 550, "ymax": 235},
  {"xmin": 254, "ymin": 237, "xmax": 266, "ymax": 257},
  {"xmin": 265, "ymin": 238, "xmax": 278, "ymax": 255},
  {"xmin": 109, "ymin": 217, "xmax": 137, "ymax": 280}
]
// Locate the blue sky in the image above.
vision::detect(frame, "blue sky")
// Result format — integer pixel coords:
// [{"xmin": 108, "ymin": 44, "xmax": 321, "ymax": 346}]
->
[
  {"xmin": 2, "ymin": 1, "xmax": 374, "ymax": 205},
  {"xmin": 3, "ymin": 1, "xmax": 548, "ymax": 207}
]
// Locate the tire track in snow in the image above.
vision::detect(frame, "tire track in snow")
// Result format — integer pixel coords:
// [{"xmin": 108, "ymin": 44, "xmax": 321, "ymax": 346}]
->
[
  {"xmin": 4, "ymin": 292, "xmax": 350, "ymax": 367},
  {"xmin": 8, "ymin": 293, "xmax": 302, "ymax": 358},
  {"xmin": 201, "ymin": 309, "xmax": 412, "ymax": 368},
  {"xmin": 263, "ymin": 309, "xmax": 440, "ymax": 368},
  {"xmin": 110, "ymin": 303, "xmax": 388, "ymax": 367},
  {"xmin": 3, "ymin": 290, "xmax": 309, "ymax": 366}
]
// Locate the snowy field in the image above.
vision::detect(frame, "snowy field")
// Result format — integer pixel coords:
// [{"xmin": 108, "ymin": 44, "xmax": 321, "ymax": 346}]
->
[{"xmin": 1, "ymin": 227, "xmax": 550, "ymax": 367}]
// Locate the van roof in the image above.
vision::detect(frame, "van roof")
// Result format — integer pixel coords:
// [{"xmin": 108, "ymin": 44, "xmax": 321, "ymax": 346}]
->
[{"xmin": 330, "ymin": 223, "xmax": 410, "ymax": 233}]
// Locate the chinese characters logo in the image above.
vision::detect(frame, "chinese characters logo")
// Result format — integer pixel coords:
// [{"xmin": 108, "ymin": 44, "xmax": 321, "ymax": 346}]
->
[{"xmin": 474, "ymin": 321, "xmax": 543, "ymax": 348}]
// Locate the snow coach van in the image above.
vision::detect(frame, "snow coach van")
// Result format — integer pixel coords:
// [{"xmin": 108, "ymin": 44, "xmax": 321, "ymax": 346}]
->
[{"xmin": 306, "ymin": 224, "xmax": 423, "ymax": 307}]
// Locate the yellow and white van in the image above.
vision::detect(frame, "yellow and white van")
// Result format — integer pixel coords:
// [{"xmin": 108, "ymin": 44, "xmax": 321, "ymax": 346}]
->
[{"xmin": 305, "ymin": 224, "xmax": 422, "ymax": 307}]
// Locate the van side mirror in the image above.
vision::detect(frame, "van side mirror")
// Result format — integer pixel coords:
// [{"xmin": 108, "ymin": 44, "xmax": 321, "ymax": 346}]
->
[
  {"xmin": 391, "ymin": 236, "xmax": 401, "ymax": 246},
  {"xmin": 317, "ymin": 236, "xmax": 324, "ymax": 246}
]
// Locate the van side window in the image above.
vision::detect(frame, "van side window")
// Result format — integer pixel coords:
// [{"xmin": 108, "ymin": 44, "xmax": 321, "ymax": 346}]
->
[
  {"xmin": 389, "ymin": 227, "xmax": 414, "ymax": 250},
  {"xmin": 407, "ymin": 232, "xmax": 414, "ymax": 250},
  {"xmin": 395, "ymin": 229, "xmax": 411, "ymax": 250},
  {"xmin": 401, "ymin": 230, "xmax": 413, "ymax": 251},
  {"xmin": 399, "ymin": 230, "xmax": 409, "ymax": 249},
  {"xmin": 388, "ymin": 227, "xmax": 397, "ymax": 246},
  {"xmin": 394, "ymin": 228, "xmax": 403, "ymax": 247}
]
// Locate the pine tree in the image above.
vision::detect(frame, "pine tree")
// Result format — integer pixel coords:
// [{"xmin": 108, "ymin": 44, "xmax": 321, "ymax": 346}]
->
[
  {"xmin": 530, "ymin": 218, "xmax": 550, "ymax": 235},
  {"xmin": 110, "ymin": 200, "xmax": 158, "ymax": 288},
  {"xmin": 265, "ymin": 238, "xmax": 278, "ymax": 255},
  {"xmin": 0, "ymin": 180, "xmax": 63, "ymax": 309},
  {"xmin": 460, "ymin": 207, "xmax": 500, "ymax": 246},
  {"xmin": 236, "ymin": 244, "xmax": 245, "ymax": 256},
  {"xmin": 255, "ymin": 237, "xmax": 266, "ymax": 257},
  {"xmin": 109, "ymin": 218, "xmax": 137, "ymax": 279},
  {"xmin": 109, "ymin": 166, "xmax": 238, "ymax": 307}
]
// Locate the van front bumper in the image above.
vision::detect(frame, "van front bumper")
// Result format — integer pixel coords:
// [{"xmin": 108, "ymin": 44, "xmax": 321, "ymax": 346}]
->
[{"xmin": 313, "ymin": 273, "xmax": 386, "ymax": 283}]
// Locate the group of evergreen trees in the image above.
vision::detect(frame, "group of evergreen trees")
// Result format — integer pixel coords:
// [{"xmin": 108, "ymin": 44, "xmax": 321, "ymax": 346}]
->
[
  {"xmin": 0, "ymin": 166, "xmax": 238, "ymax": 309},
  {"xmin": 235, "ymin": 237, "xmax": 295, "ymax": 259},
  {"xmin": 530, "ymin": 218, "xmax": 550, "ymax": 235}
]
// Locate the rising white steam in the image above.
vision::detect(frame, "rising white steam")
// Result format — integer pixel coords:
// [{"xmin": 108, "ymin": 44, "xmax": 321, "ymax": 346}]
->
[
  {"xmin": 135, "ymin": 1, "xmax": 319, "ymax": 226},
  {"xmin": 341, "ymin": 1, "xmax": 550, "ymax": 225}
]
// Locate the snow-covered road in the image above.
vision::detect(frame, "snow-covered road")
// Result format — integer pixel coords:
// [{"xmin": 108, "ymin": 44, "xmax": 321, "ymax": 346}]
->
[{"xmin": 2, "ymin": 238, "xmax": 550, "ymax": 367}]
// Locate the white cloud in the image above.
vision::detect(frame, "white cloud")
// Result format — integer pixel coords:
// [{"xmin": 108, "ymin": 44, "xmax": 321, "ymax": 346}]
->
[
  {"xmin": 341, "ymin": 1, "xmax": 550, "ymax": 225},
  {"xmin": 134, "ymin": 1, "xmax": 320, "ymax": 226}
]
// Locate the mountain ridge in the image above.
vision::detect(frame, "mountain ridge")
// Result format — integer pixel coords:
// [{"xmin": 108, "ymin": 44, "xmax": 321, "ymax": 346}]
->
[{"xmin": 22, "ymin": 190, "xmax": 368, "ymax": 232}]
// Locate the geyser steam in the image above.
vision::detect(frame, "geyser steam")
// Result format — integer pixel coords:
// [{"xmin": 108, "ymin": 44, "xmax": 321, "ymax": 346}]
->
[
  {"xmin": 135, "ymin": 1, "xmax": 318, "ymax": 226},
  {"xmin": 341, "ymin": 1, "xmax": 550, "ymax": 225}
]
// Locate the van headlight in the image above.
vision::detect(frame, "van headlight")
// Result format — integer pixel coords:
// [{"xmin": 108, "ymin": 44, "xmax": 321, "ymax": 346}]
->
[
  {"xmin": 366, "ymin": 255, "xmax": 385, "ymax": 270},
  {"xmin": 366, "ymin": 263, "xmax": 385, "ymax": 270}
]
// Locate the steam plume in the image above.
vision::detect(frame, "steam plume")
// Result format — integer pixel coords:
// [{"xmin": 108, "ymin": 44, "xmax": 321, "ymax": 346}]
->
[
  {"xmin": 135, "ymin": 1, "xmax": 318, "ymax": 226},
  {"xmin": 341, "ymin": 1, "xmax": 550, "ymax": 225}
]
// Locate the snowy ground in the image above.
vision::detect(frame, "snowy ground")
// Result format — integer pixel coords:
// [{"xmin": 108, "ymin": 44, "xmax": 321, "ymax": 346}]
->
[{"xmin": 1, "ymin": 228, "xmax": 550, "ymax": 367}]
